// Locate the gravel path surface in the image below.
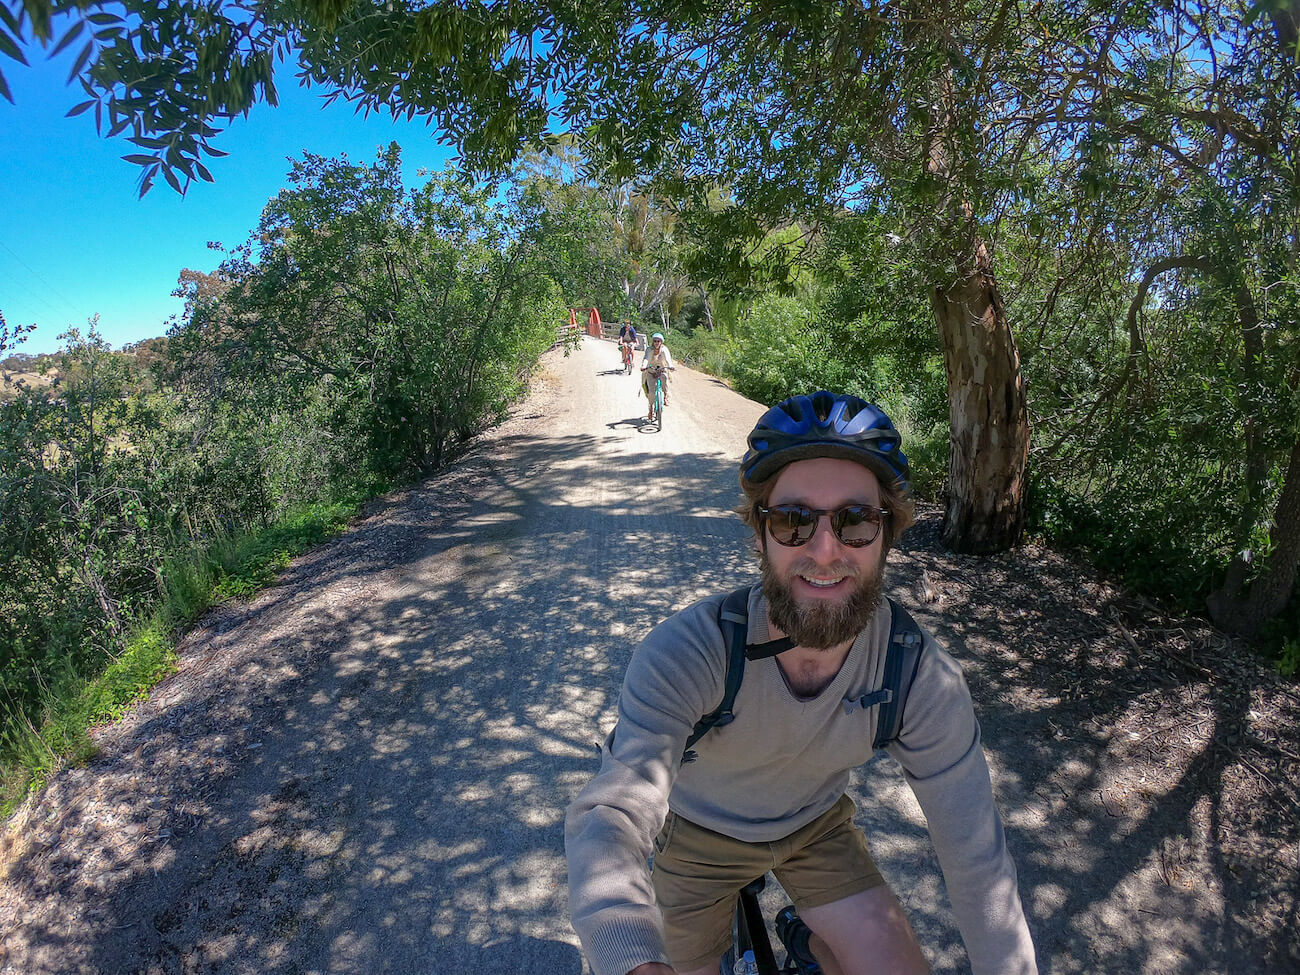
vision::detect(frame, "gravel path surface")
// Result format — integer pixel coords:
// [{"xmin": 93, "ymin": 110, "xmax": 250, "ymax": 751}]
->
[{"xmin": 1, "ymin": 336, "xmax": 1293, "ymax": 974}]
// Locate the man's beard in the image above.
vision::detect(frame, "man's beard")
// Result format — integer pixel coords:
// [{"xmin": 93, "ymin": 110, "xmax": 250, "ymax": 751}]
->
[{"xmin": 761, "ymin": 550, "xmax": 885, "ymax": 650}]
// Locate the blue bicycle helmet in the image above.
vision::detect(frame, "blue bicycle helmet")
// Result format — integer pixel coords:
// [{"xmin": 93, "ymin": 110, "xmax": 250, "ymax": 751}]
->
[{"xmin": 741, "ymin": 391, "xmax": 910, "ymax": 492}]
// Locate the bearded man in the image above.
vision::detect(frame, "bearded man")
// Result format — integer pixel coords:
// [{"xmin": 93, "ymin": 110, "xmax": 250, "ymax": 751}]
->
[{"xmin": 565, "ymin": 392, "xmax": 1039, "ymax": 975}]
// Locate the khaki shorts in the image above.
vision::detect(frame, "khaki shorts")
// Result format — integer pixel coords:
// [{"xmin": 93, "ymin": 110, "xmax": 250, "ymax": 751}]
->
[{"xmin": 651, "ymin": 795, "xmax": 887, "ymax": 972}]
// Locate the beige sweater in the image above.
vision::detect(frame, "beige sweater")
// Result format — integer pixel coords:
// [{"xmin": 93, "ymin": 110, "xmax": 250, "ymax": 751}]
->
[{"xmin": 565, "ymin": 586, "xmax": 1038, "ymax": 975}]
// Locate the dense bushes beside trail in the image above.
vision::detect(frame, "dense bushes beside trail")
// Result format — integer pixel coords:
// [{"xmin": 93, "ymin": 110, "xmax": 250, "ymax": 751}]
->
[{"xmin": 0, "ymin": 149, "xmax": 573, "ymax": 811}]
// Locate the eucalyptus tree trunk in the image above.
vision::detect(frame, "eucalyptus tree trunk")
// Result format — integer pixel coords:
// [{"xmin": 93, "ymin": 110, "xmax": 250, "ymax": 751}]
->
[
  {"xmin": 1205, "ymin": 251, "xmax": 1299, "ymax": 635},
  {"xmin": 930, "ymin": 241, "xmax": 1030, "ymax": 553},
  {"xmin": 921, "ymin": 27, "xmax": 1031, "ymax": 554},
  {"xmin": 1202, "ymin": 0, "xmax": 1300, "ymax": 635},
  {"xmin": 1208, "ymin": 435, "xmax": 1300, "ymax": 636}
]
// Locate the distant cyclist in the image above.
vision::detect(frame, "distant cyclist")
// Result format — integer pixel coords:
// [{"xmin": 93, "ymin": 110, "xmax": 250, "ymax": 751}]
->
[
  {"xmin": 566, "ymin": 391, "xmax": 1038, "ymax": 975},
  {"xmin": 619, "ymin": 321, "xmax": 639, "ymax": 373},
  {"xmin": 640, "ymin": 332, "xmax": 675, "ymax": 419}
]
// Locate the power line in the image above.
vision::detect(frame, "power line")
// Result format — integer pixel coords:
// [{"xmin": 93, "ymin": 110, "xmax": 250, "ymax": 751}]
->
[{"xmin": 0, "ymin": 240, "xmax": 84, "ymax": 321}]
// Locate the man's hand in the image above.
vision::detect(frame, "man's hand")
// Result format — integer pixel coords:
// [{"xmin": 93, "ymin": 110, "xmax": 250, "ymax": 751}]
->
[{"xmin": 627, "ymin": 965, "xmax": 675, "ymax": 975}]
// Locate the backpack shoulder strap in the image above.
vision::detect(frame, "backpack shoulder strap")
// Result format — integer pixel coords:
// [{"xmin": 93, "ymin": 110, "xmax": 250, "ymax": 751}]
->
[
  {"xmin": 681, "ymin": 586, "xmax": 751, "ymax": 763},
  {"xmin": 872, "ymin": 597, "xmax": 926, "ymax": 750}
]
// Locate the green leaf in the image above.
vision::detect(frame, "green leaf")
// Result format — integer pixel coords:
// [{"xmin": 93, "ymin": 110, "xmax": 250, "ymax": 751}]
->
[
  {"xmin": 0, "ymin": 7, "xmax": 21, "ymax": 45},
  {"xmin": 49, "ymin": 19, "xmax": 85, "ymax": 59},
  {"xmin": 122, "ymin": 153, "xmax": 161, "ymax": 165},
  {"xmin": 163, "ymin": 165, "xmax": 183, "ymax": 194},
  {"xmin": 0, "ymin": 27, "xmax": 28, "ymax": 65},
  {"xmin": 67, "ymin": 40, "xmax": 93, "ymax": 83},
  {"xmin": 66, "ymin": 98, "xmax": 96, "ymax": 117},
  {"xmin": 0, "ymin": 69, "xmax": 11, "ymax": 104},
  {"xmin": 195, "ymin": 160, "xmax": 213, "ymax": 182}
]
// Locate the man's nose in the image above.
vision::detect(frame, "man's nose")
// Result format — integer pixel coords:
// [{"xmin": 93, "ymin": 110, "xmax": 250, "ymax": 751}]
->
[{"xmin": 804, "ymin": 513, "xmax": 844, "ymax": 557}]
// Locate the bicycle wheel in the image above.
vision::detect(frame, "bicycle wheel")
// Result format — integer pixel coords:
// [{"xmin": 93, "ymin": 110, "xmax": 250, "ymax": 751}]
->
[{"xmin": 654, "ymin": 378, "xmax": 665, "ymax": 426}]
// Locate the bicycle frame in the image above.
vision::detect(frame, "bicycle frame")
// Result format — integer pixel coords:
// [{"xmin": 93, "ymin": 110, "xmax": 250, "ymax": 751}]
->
[
  {"xmin": 646, "ymin": 368, "xmax": 666, "ymax": 426},
  {"xmin": 735, "ymin": 877, "xmax": 782, "ymax": 974}
]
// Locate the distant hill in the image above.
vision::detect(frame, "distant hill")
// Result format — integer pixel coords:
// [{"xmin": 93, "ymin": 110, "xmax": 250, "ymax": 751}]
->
[
  {"xmin": 1, "ymin": 351, "xmax": 57, "ymax": 372},
  {"xmin": 1, "ymin": 337, "xmax": 170, "ymax": 402},
  {"xmin": 0, "ymin": 351, "xmax": 60, "ymax": 401}
]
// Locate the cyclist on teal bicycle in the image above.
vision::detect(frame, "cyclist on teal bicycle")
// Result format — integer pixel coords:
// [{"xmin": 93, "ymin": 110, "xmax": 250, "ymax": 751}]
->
[
  {"xmin": 641, "ymin": 332, "xmax": 675, "ymax": 420},
  {"xmin": 566, "ymin": 392, "xmax": 1038, "ymax": 975}
]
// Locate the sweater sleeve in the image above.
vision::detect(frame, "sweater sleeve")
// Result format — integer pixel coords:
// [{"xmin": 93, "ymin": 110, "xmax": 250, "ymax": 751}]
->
[
  {"xmin": 565, "ymin": 602, "xmax": 725, "ymax": 975},
  {"xmin": 887, "ymin": 641, "xmax": 1039, "ymax": 975}
]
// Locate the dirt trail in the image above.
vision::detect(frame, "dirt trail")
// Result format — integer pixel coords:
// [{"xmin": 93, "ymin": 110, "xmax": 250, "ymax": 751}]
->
[{"xmin": 1, "ymin": 337, "xmax": 1295, "ymax": 974}]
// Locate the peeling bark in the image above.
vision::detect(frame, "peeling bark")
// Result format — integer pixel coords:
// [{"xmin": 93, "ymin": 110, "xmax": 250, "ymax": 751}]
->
[{"xmin": 931, "ymin": 241, "xmax": 1030, "ymax": 553}]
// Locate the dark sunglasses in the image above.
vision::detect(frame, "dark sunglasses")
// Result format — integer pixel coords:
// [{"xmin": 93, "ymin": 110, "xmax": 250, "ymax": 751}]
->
[{"xmin": 758, "ymin": 503, "xmax": 888, "ymax": 548}]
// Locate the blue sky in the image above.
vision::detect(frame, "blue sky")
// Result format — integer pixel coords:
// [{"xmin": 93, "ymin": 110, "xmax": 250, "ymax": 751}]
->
[{"xmin": 1, "ymin": 48, "xmax": 458, "ymax": 357}]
